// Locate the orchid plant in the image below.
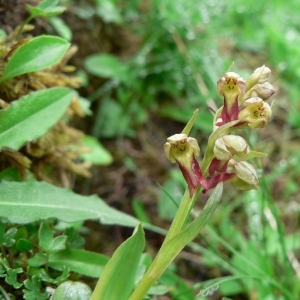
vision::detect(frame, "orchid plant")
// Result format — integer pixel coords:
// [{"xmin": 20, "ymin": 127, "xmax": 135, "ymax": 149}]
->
[{"xmin": 92, "ymin": 65, "xmax": 275, "ymax": 300}]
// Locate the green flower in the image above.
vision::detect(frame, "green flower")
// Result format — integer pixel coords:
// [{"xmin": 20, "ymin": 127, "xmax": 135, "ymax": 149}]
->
[
  {"xmin": 164, "ymin": 134, "xmax": 207, "ymax": 196},
  {"xmin": 238, "ymin": 97, "xmax": 272, "ymax": 128}
]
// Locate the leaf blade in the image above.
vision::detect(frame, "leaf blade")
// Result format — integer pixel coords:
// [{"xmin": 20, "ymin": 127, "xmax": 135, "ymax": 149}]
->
[
  {"xmin": 0, "ymin": 35, "xmax": 69, "ymax": 82},
  {"xmin": 91, "ymin": 224, "xmax": 145, "ymax": 300},
  {"xmin": 0, "ymin": 87, "xmax": 73, "ymax": 150},
  {"xmin": 0, "ymin": 180, "xmax": 140, "ymax": 227},
  {"xmin": 49, "ymin": 249, "xmax": 109, "ymax": 278}
]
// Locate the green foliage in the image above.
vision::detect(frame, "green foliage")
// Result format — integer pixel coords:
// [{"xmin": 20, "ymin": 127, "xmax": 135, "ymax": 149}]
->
[
  {"xmin": 80, "ymin": 135, "xmax": 113, "ymax": 165},
  {"xmin": 0, "ymin": 0, "xmax": 299, "ymax": 299},
  {"xmin": 23, "ymin": 276, "xmax": 50, "ymax": 300},
  {"xmin": 0, "ymin": 180, "xmax": 139, "ymax": 226},
  {"xmin": 0, "ymin": 88, "xmax": 73, "ymax": 149},
  {"xmin": 0, "ymin": 36, "xmax": 70, "ymax": 82},
  {"xmin": 52, "ymin": 281, "xmax": 92, "ymax": 300},
  {"xmin": 84, "ymin": 54, "xmax": 128, "ymax": 82},
  {"xmin": 26, "ymin": 0, "xmax": 66, "ymax": 18},
  {"xmin": 91, "ymin": 224, "xmax": 145, "ymax": 300},
  {"xmin": 48, "ymin": 249, "xmax": 109, "ymax": 278}
]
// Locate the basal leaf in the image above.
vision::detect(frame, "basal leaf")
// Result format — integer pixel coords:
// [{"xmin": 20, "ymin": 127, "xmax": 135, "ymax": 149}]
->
[
  {"xmin": 0, "ymin": 87, "xmax": 73, "ymax": 150},
  {"xmin": 91, "ymin": 223, "xmax": 145, "ymax": 300},
  {"xmin": 49, "ymin": 249, "xmax": 109, "ymax": 278},
  {"xmin": 0, "ymin": 180, "xmax": 139, "ymax": 226},
  {"xmin": 0, "ymin": 35, "xmax": 69, "ymax": 82}
]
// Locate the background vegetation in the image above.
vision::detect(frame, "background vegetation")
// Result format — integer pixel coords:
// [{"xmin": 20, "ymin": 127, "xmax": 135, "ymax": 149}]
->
[{"xmin": 0, "ymin": 0, "xmax": 299, "ymax": 299}]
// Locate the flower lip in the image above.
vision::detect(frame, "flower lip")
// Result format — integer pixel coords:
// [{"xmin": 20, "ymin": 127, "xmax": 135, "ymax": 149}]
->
[
  {"xmin": 164, "ymin": 133, "xmax": 206, "ymax": 196},
  {"xmin": 217, "ymin": 72, "xmax": 246, "ymax": 97}
]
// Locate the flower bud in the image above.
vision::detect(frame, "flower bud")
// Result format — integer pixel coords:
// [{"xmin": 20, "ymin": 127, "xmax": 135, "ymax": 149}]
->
[
  {"xmin": 238, "ymin": 97, "xmax": 272, "ymax": 128},
  {"xmin": 214, "ymin": 135, "xmax": 250, "ymax": 161},
  {"xmin": 227, "ymin": 159, "xmax": 259, "ymax": 190},
  {"xmin": 164, "ymin": 134, "xmax": 206, "ymax": 196},
  {"xmin": 245, "ymin": 65, "xmax": 271, "ymax": 91},
  {"xmin": 244, "ymin": 82, "xmax": 275, "ymax": 100}
]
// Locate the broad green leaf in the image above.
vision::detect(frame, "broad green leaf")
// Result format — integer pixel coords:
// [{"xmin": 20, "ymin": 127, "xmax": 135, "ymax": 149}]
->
[
  {"xmin": 80, "ymin": 135, "xmax": 113, "ymax": 165},
  {"xmin": 49, "ymin": 249, "xmax": 109, "ymax": 278},
  {"xmin": 83, "ymin": 53, "xmax": 128, "ymax": 82},
  {"xmin": 0, "ymin": 88, "xmax": 73, "ymax": 150},
  {"xmin": 91, "ymin": 223, "xmax": 145, "ymax": 300},
  {"xmin": 0, "ymin": 36, "xmax": 70, "ymax": 82},
  {"xmin": 0, "ymin": 180, "xmax": 139, "ymax": 226},
  {"xmin": 52, "ymin": 281, "xmax": 92, "ymax": 300}
]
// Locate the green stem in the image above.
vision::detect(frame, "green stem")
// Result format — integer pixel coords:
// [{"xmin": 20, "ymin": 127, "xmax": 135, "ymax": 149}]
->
[
  {"xmin": 129, "ymin": 184, "xmax": 223, "ymax": 300},
  {"xmin": 128, "ymin": 187, "xmax": 198, "ymax": 300},
  {"xmin": 163, "ymin": 187, "xmax": 199, "ymax": 243},
  {"xmin": 16, "ymin": 16, "xmax": 33, "ymax": 40}
]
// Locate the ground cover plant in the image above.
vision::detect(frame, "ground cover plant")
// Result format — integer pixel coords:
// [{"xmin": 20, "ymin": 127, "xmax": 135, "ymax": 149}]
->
[{"xmin": 0, "ymin": 0, "xmax": 300, "ymax": 299}]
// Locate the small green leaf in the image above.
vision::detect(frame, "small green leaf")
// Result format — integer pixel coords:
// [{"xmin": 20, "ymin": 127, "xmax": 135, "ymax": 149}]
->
[
  {"xmin": 0, "ymin": 88, "xmax": 73, "ymax": 150},
  {"xmin": 80, "ymin": 135, "xmax": 113, "ymax": 165},
  {"xmin": 39, "ymin": 223, "xmax": 66, "ymax": 253},
  {"xmin": 49, "ymin": 17, "xmax": 72, "ymax": 41},
  {"xmin": 23, "ymin": 275, "xmax": 50, "ymax": 300},
  {"xmin": 148, "ymin": 284, "xmax": 169, "ymax": 296},
  {"xmin": 0, "ymin": 180, "xmax": 140, "ymax": 226},
  {"xmin": 39, "ymin": 266, "xmax": 69, "ymax": 285},
  {"xmin": 27, "ymin": 4, "xmax": 66, "ymax": 18},
  {"xmin": 16, "ymin": 238, "xmax": 33, "ymax": 252},
  {"xmin": 2, "ymin": 227, "xmax": 17, "ymax": 247},
  {"xmin": 49, "ymin": 249, "xmax": 109, "ymax": 278},
  {"xmin": 38, "ymin": 0, "xmax": 59, "ymax": 10},
  {"xmin": 83, "ymin": 53, "xmax": 128, "ymax": 82},
  {"xmin": 0, "ymin": 167, "xmax": 23, "ymax": 182},
  {"xmin": 27, "ymin": 253, "xmax": 48, "ymax": 268},
  {"xmin": 96, "ymin": 0, "xmax": 122, "ymax": 24},
  {"xmin": 6, "ymin": 268, "xmax": 23, "ymax": 289},
  {"xmin": 48, "ymin": 236, "xmax": 67, "ymax": 252},
  {"xmin": 39, "ymin": 223, "xmax": 53, "ymax": 251},
  {"xmin": 0, "ymin": 36, "xmax": 70, "ymax": 82},
  {"xmin": 91, "ymin": 223, "xmax": 145, "ymax": 300},
  {"xmin": 52, "ymin": 281, "xmax": 92, "ymax": 300}
]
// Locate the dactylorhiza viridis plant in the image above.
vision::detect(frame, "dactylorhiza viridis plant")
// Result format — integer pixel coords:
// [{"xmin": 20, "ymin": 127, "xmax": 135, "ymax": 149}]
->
[{"xmin": 129, "ymin": 65, "xmax": 274, "ymax": 300}]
